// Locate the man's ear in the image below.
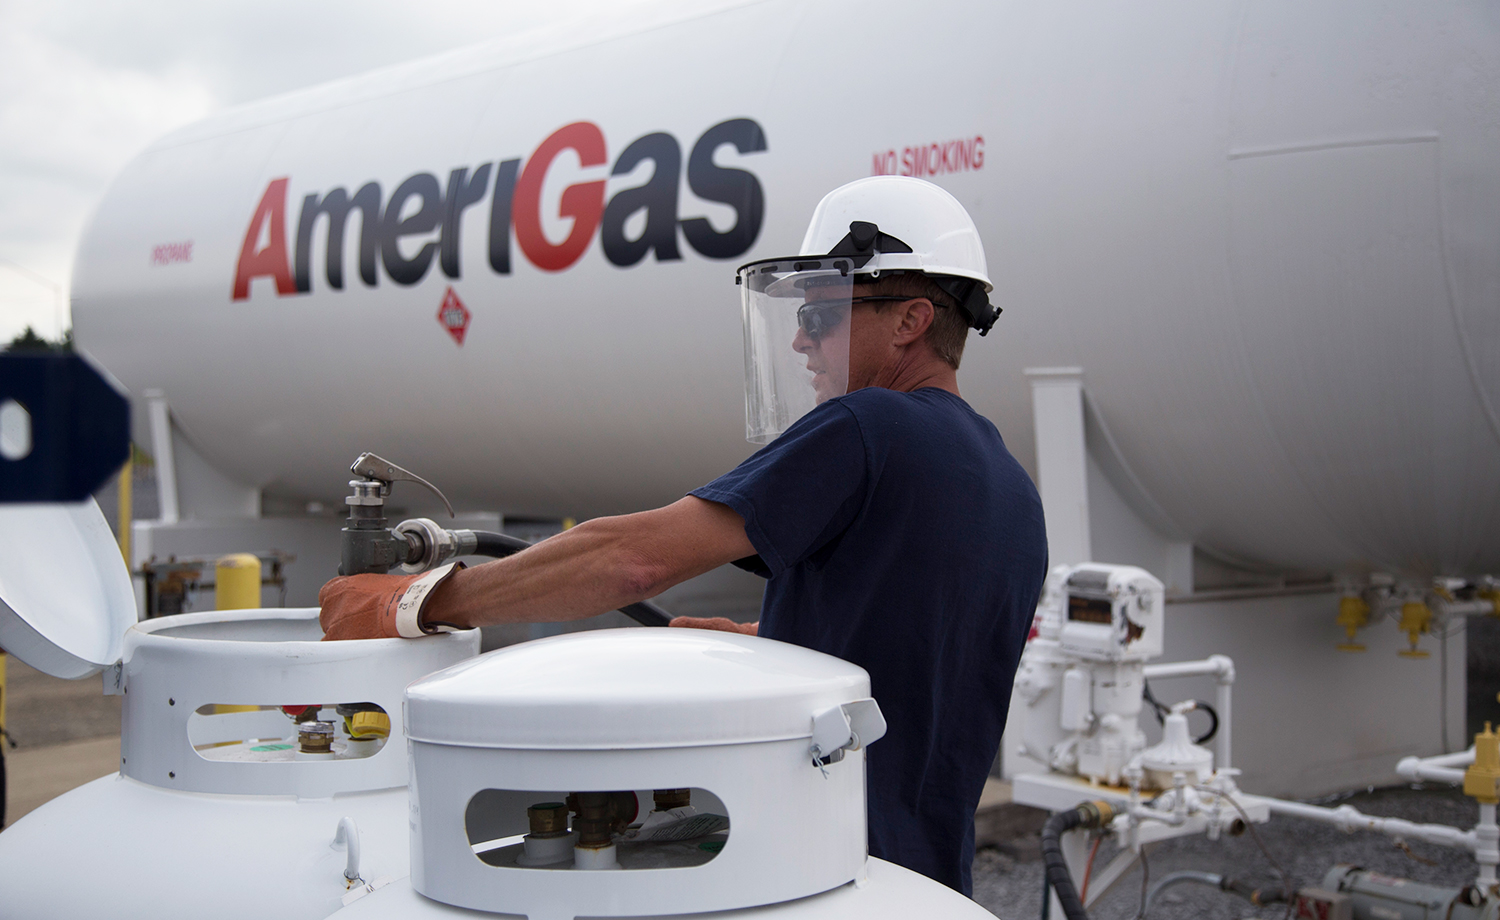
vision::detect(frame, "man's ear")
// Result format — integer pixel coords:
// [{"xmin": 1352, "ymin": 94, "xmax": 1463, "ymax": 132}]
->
[{"xmin": 891, "ymin": 298, "xmax": 935, "ymax": 346}]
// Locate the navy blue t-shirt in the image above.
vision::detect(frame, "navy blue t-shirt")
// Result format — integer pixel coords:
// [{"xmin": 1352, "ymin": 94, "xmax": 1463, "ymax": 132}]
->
[{"xmin": 691, "ymin": 386, "xmax": 1047, "ymax": 895}]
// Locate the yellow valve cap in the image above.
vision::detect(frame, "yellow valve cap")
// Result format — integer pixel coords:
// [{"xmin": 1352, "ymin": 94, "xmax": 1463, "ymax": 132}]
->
[
  {"xmin": 1465, "ymin": 722, "xmax": 1500, "ymax": 805},
  {"xmin": 1336, "ymin": 596, "xmax": 1370, "ymax": 631},
  {"xmin": 1398, "ymin": 601, "xmax": 1431, "ymax": 633},
  {"xmin": 1397, "ymin": 601, "xmax": 1432, "ymax": 656},
  {"xmin": 347, "ymin": 711, "xmax": 391, "ymax": 740}
]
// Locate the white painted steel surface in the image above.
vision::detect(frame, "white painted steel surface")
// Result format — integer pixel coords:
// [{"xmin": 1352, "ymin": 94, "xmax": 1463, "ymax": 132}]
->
[
  {"xmin": 120, "ymin": 608, "xmax": 475, "ymax": 795},
  {"xmin": 69, "ymin": 0, "xmax": 1500, "ymax": 577},
  {"xmin": 406, "ymin": 631, "xmax": 877, "ymax": 918},
  {"xmin": 332, "ymin": 859, "xmax": 997, "ymax": 918},
  {"xmin": 0, "ymin": 501, "xmax": 135, "ymax": 678},
  {"xmin": 0, "ymin": 775, "xmax": 411, "ymax": 920},
  {"xmin": 405, "ymin": 628, "xmax": 870, "ymax": 749},
  {"xmin": 0, "ymin": 607, "xmax": 479, "ymax": 919}
]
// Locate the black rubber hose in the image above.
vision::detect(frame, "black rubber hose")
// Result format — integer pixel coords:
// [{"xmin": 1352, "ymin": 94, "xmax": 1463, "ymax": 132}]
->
[
  {"xmin": 467, "ymin": 531, "xmax": 673, "ymax": 628},
  {"xmin": 1142, "ymin": 681, "xmax": 1218, "ymax": 744},
  {"xmin": 1191, "ymin": 701, "xmax": 1219, "ymax": 745},
  {"xmin": 471, "ymin": 530, "xmax": 534, "ymax": 557},
  {"xmin": 1142, "ymin": 680, "xmax": 1170, "ymax": 725},
  {"xmin": 1040, "ymin": 809, "xmax": 1090, "ymax": 920}
]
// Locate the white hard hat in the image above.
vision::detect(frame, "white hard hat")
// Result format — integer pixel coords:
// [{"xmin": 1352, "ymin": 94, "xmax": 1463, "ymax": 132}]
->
[
  {"xmin": 794, "ymin": 176, "xmax": 998, "ymax": 335},
  {"xmin": 733, "ymin": 177, "xmax": 1000, "ymax": 443}
]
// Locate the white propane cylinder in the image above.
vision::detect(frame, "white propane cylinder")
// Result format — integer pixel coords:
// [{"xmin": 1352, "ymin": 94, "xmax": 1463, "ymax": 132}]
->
[
  {"xmin": 332, "ymin": 629, "xmax": 995, "ymax": 920},
  {"xmin": 0, "ymin": 501, "xmax": 481, "ymax": 920}
]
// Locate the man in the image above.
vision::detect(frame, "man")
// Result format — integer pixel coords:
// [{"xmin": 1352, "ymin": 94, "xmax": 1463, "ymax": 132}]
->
[{"xmin": 318, "ymin": 176, "xmax": 1048, "ymax": 896}]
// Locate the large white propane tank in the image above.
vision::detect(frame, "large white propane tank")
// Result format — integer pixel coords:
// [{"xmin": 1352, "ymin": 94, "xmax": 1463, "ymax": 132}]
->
[
  {"xmin": 0, "ymin": 500, "xmax": 479, "ymax": 919},
  {"xmin": 332, "ymin": 629, "xmax": 994, "ymax": 919},
  {"xmin": 71, "ymin": 0, "xmax": 1500, "ymax": 578}
]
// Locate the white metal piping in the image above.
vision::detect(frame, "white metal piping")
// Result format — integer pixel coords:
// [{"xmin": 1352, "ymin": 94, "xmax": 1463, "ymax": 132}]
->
[
  {"xmin": 1255, "ymin": 798, "xmax": 1478, "ymax": 853},
  {"xmin": 1479, "ymin": 803, "xmax": 1499, "ymax": 888},
  {"xmin": 1142, "ymin": 655, "xmax": 1234, "ymax": 772},
  {"xmin": 1395, "ymin": 747, "xmax": 1475, "ymax": 785},
  {"xmin": 333, "ymin": 816, "xmax": 363, "ymax": 884},
  {"xmin": 1439, "ymin": 599, "xmax": 1499, "ymax": 618}
]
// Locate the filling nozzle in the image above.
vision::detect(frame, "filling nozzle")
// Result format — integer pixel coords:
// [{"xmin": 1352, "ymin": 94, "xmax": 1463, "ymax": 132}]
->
[{"xmin": 337, "ymin": 452, "xmax": 457, "ymax": 576}]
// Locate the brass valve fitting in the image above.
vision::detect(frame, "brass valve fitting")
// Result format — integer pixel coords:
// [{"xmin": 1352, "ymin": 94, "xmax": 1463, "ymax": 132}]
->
[
  {"xmin": 1397, "ymin": 601, "xmax": 1431, "ymax": 659},
  {"xmin": 527, "ymin": 802, "xmax": 571, "ymax": 838},
  {"xmin": 298, "ymin": 721, "xmax": 335, "ymax": 754},
  {"xmin": 1336, "ymin": 595, "xmax": 1370, "ymax": 652},
  {"xmin": 1465, "ymin": 723, "xmax": 1500, "ymax": 805},
  {"xmin": 569, "ymin": 791, "xmax": 636, "ymax": 849}
]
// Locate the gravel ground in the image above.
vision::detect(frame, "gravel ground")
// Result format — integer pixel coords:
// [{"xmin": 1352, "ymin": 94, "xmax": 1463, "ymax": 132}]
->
[
  {"xmin": 2, "ymin": 655, "xmax": 120, "ymax": 748},
  {"xmin": 971, "ymin": 785, "xmax": 1479, "ymax": 920}
]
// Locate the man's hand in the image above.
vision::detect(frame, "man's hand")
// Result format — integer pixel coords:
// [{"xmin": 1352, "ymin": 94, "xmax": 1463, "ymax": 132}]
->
[
  {"xmin": 318, "ymin": 563, "xmax": 464, "ymax": 641},
  {"xmin": 668, "ymin": 616, "xmax": 758, "ymax": 636}
]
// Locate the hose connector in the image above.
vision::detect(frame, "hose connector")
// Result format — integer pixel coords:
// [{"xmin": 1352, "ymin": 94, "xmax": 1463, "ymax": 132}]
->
[
  {"xmin": 1077, "ymin": 799, "xmax": 1115, "ymax": 829},
  {"xmin": 394, "ymin": 517, "xmax": 460, "ymax": 574},
  {"xmin": 1041, "ymin": 800, "xmax": 1119, "ymax": 920}
]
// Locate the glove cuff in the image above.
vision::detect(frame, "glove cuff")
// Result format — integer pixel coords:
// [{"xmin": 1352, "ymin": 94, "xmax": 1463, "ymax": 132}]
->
[{"xmin": 392, "ymin": 562, "xmax": 465, "ymax": 638}]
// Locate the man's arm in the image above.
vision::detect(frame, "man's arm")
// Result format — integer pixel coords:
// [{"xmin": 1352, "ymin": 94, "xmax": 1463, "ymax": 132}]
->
[{"xmin": 318, "ymin": 496, "xmax": 756, "ymax": 639}]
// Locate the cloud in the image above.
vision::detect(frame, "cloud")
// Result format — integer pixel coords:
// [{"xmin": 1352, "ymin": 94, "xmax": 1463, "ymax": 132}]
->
[
  {"xmin": 0, "ymin": 18, "xmax": 213, "ymax": 340},
  {"xmin": 0, "ymin": 0, "xmax": 649, "ymax": 342}
]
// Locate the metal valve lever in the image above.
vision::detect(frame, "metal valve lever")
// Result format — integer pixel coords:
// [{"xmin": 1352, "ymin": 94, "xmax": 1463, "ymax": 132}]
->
[
  {"xmin": 349, "ymin": 452, "xmax": 455, "ymax": 518},
  {"xmin": 340, "ymin": 452, "xmax": 455, "ymax": 576}
]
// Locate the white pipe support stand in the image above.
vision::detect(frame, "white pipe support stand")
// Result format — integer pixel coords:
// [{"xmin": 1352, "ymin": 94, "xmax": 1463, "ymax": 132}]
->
[
  {"xmin": 333, "ymin": 816, "xmax": 363, "ymax": 886},
  {"xmin": 1479, "ymin": 802, "xmax": 1499, "ymax": 888}
]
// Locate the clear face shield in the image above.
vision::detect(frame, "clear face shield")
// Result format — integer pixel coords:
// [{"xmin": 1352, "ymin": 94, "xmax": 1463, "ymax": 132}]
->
[{"xmin": 737, "ymin": 257, "xmax": 855, "ymax": 443}]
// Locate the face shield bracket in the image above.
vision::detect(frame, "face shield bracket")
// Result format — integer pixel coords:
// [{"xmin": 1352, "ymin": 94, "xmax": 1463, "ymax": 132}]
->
[{"xmin": 826, "ymin": 221, "xmax": 913, "ymax": 259}]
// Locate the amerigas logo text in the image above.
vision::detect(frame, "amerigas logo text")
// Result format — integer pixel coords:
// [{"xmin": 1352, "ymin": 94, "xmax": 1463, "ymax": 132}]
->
[{"xmin": 233, "ymin": 119, "xmax": 766, "ymax": 300}]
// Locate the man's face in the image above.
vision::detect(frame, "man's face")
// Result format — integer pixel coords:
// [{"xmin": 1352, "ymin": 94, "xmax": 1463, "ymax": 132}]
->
[
  {"xmin": 791, "ymin": 287, "xmax": 852, "ymax": 404},
  {"xmin": 793, "ymin": 285, "xmax": 919, "ymax": 402}
]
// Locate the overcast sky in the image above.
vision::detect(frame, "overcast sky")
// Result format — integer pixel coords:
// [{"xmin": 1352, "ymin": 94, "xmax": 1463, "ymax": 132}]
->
[{"xmin": 0, "ymin": 0, "xmax": 647, "ymax": 343}]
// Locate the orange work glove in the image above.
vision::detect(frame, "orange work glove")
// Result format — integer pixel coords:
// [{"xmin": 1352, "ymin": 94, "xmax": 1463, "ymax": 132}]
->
[
  {"xmin": 667, "ymin": 616, "xmax": 758, "ymax": 636},
  {"xmin": 318, "ymin": 562, "xmax": 465, "ymax": 641}
]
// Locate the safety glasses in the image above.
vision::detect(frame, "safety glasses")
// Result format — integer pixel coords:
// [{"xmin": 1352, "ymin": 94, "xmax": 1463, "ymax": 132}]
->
[{"xmin": 794, "ymin": 296, "xmax": 921, "ymax": 340}]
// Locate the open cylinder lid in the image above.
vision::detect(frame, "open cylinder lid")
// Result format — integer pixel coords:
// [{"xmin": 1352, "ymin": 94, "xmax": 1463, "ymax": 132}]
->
[
  {"xmin": 406, "ymin": 629, "xmax": 871, "ymax": 750},
  {"xmin": 0, "ymin": 501, "xmax": 136, "ymax": 678}
]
